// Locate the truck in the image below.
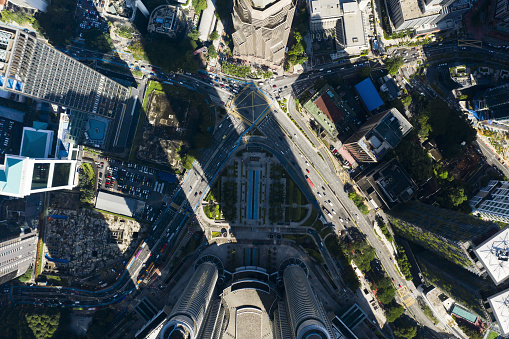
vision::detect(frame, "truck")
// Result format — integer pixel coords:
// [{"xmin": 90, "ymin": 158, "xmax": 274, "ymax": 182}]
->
[{"xmin": 305, "ymin": 175, "xmax": 314, "ymax": 187}]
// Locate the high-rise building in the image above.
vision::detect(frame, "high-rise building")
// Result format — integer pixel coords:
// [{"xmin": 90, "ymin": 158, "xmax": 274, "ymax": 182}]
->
[
  {"xmin": 283, "ymin": 264, "xmax": 333, "ymax": 339},
  {"xmin": 0, "ymin": 230, "xmax": 37, "ymax": 285},
  {"xmin": 145, "ymin": 256, "xmax": 337, "ymax": 339},
  {"xmin": 0, "ymin": 25, "xmax": 128, "ymax": 118},
  {"xmin": 385, "ymin": 0, "xmax": 441, "ymax": 31},
  {"xmin": 343, "ymin": 108, "xmax": 412, "ymax": 163},
  {"xmin": 6, "ymin": 0, "xmax": 49, "ymax": 12},
  {"xmin": 473, "ymin": 83, "xmax": 509, "ymax": 124},
  {"xmin": 0, "ymin": 24, "xmax": 130, "ymax": 151},
  {"xmin": 0, "ymin": 124, "xmax": 78, "ymax": 198},
  {"xmin": 232, "ymin": 0, "xmax": 295, "ymax": 65},
  {"xmin": 158, "ymin": 261, "xmax": 218, "ymax": 339},
  {"xmin": 308, "ymin": 0, "xmax": 368, "ymax": 56},
  {"xmin": 470, "ymin": 181, "xmax": 509, "ymax": 223},
  {"xmin": 388, "ymin": 201, "xmax": 500, "ymax": 275}
]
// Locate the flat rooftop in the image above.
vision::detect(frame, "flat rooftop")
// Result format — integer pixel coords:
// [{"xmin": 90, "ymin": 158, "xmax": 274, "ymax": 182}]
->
[
  {"xmin": 488, "ymin": 288, "xmax": 509, "ymax": 335},
  {"xmin": 474, "ymin": 228, "xmax": 509, "ymax": 285},
  {"xmin": 355, "ymin": 78, "xmax": 383, "ymax": 112},
  {"xmin": 373, "ymin": 108, "xmax": 412, "ymax": 148},
  {"xmin": 95, "ymin": 191, "xmax": 145, "ymax": 217}
]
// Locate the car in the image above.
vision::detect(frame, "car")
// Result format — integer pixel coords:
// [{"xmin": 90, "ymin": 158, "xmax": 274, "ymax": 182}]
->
[
  {"xmin": 317, "ymin": 192, "xmax": 322, "ymax": 197},
  {"xmin": 398, "ymin": 284, "xmax": 401, "ymax": 288},
  {"xmin": 332, "ymin": 209, "xmax": 336, "ymax": 215},
  {"xmin": 272, "ymin": 85, "xmax": 276, "ymax": 88},
  {"xmin": 328, "ymin": 200, "xmax": 333, "ymax": 206},
  {"xmin": 392, "ymin": 278, "xmax": 395, "ymax": 282},
  {"xmin": 305, "ymin": 169, "xmax": 309, "ymax": 173}
]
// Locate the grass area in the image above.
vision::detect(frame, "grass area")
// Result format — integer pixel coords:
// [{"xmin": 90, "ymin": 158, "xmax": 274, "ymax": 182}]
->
[
  {"xmin": 203, "ymin": 204, "xmax": 221, "ymax": 220},
  {"xmin": 286, "ymin": 178, "xmax": 305, "ymax": 221},
  {"xmin": 35, "ymin": 239, "xmax": 44, "ymax": 278},
  {"xmin": 143, "ymin": 80, "xmax": 165, "ymax": 110},
  {"xmin": 302, "ymin": 208, "xmax": 319, "ymax": 226},
  {"xmin": 94, "ymin": 209, "xmax": 136, "ymax": 221},
  {"xmin": 487, "ymin": 331, "xmax": 499, "ymax": 339},
  {"xmin": 319, "ymin": 227, "xmax": 333, "ymax": 238},
  {"xmin": 312, "ymin": 219, "xmax": 323, "ymax": 232},
  {"xmin": 211, "ymin": 231, "xmax": 222, "ymax": 238},
  {"xmin": 18, "ymin": 269, "xmax": 33, "ymax": 283},
  {"xmin": 131, "ymin": 69, "xmax": 143, "ymax": 77},
  {"xmin": 420, "ymin": 300, "xmax": 438, "ymax": 325}
]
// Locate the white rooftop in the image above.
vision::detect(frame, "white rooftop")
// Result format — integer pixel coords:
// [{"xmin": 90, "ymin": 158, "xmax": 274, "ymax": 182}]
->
[
  {"xmin": 488, "ymin": 289, "xmax": 509, "ymax": 335},
  {"xmin": 310, "ymin": 0, "xmax": 342, "ymax": 20},
  {"xmin": 474, "ymin": 228, "xmax": 509, "ymax": 285}
]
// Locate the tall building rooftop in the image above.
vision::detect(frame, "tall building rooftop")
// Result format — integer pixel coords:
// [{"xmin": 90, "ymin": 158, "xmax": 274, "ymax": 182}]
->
[
  {"xmin": 0, "ymin": 24, "xmax": 128, "ymax": 119},
  {"xmin": 488, "ymin": 289, "xmax": 509, "ymax": 335},
  {"xmin": 474, "ymin": 228, "xmax": 509, "ymax": 285}
]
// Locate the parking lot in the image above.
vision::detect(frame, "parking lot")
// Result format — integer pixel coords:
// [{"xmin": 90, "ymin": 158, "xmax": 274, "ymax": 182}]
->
[
  {"xmin": 91, "ymin": 156, "xmax": 178, "ymax": 222},
  {"xmin": 76, "ymin": 0, "xmax": 108, "ymax": 36},
  {"xmin": 0, "ymin": 117, "xmax": 22, "ymax": 163}
]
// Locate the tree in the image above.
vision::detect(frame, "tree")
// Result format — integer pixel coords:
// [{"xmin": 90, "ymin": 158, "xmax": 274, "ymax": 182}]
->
[
  {"xmin": 83, "ymin": 29, "xmax": 113, "ymax": 53},
  {"xmin": 208, "ymin": 45, "xmax": 217, "ymax": 59},
  {"xmin": 402, "ymin": 96, "xmax": 412, "ymax": 106},
  {"xmin": 394, "ymin": 318, "xmax": 418, "ymax": 339},
  {"xmin": 37, "ymin": 0, "xmax": 78, "ymax": 46},
  {"xmin": 359, "ymin": 66, "xmax": 372, "ymax": 79},
  {"xmin": 209, "ymin": 30, "xmax": 219, "ymax": 40},
  {"xmin": 188, "ymin": 28, "xmax": 200, "ymax": 41},
  {"xmin": 416, "ymin": 114, "xmax": 432, "ymax": 138},
  {"xmin": 385, "ymin": 56, "xmax": 404, "ymax": 75},
  {"xmin": 385, "ymin": 302, "xmax": 405, "ymax": 322},
  {"xmin": 393, "ymin": 136, "xmax": 433, "ymax": 185},
  {"xmin": 192, "ymin": 0, "xmax": 208, "ymax": 14}
]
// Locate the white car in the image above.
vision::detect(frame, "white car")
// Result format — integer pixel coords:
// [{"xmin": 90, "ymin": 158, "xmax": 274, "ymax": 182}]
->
[
  {"xmin": 317, "ymin": 192, "xmax": 322, "ymax": 197},
  {"xmin": 332, "ymin": 209, "xmax": 337, "ymax": 215},
  {"xmin": 328, "ymin": 200, "xmax": 333, "ymax": 206}
]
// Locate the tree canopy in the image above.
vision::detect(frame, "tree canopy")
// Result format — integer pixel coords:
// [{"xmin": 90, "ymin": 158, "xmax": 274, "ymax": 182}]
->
[
  {"xmin": 79, "ymin": 163, "xmax": 95, "ymax": 204},
  {"xmin": 209, "ymin": 31, "xmax": 219, "ymax": 40},
  {"xmin": 208, "ymin": 45, "xmax": 217, "ymax": 59},
  {"xmin": 394, "ymin": 318, "xmax": 418, "ymax": 338},
  {"xmin": 393, "ymin": 135, "xmax": 433, "ymax": 185},
  {"xmin": 83, "ymin": 29, "xmax": 114, "ymax": 53},
  {"xmin": 37, "ymin": 0, "xmax": 77, "ymax": 46},
  {"xmin": 192, "ymin": 0, "xmax": 208, "ymax": 14},
  {"xmin": 385, "ymin": 301, "xmax": 405, "ymax": 322},
  {"xmin": 385, "ymin": 56, "xmax": 404, "ymax": 75}
]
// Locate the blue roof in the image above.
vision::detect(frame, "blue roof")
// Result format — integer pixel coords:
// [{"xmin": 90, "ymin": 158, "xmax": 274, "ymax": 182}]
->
[
  {"xmin": 158, "ymin": 171, "xmax": 177, "ymax": 183},
  {"xmin": 21, "ymin": 129, "xmax": 48, "ymax": 158},
  {"xmin": 0, "ymin": 157, "xmax": 24, "ymax": 194},
  {"xmin": 355, "ymin": 78, "xmax": 384, "ymax": 111}
]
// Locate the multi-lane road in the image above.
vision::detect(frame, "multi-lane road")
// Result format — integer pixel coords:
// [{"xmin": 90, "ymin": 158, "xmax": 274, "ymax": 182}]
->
[{"xmin": 4, "ymin": 56, "xmax": 452, "ymax": 336}]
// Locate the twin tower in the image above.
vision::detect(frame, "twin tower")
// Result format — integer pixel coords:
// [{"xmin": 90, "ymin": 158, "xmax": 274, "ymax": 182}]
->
[{"xmin": 158, "ymin": 257, "xmax": 332, "ymax": 339}]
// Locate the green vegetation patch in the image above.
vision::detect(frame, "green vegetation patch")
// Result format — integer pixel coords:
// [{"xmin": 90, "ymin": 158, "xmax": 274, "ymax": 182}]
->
[
  {"xmin": 324, "ymin": 236, "xmax": 360, "ymax": 290},
  {"xmin": 348, "ymin": 192, "xmax": 369, "ymax": 215},
  {"xmin": 0, "ymin": 305, "xmax": 70, "ymax": 339},
  {"xmin": 79, "ymin": 163, "xmax": 96, "ymax": 205}
]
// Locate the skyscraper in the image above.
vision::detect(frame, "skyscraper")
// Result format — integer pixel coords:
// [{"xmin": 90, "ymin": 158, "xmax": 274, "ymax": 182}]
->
[
  {"xmin": 470, "ymin": 180, "xmax": 509, "ymax": 223},
  {"xmin": 0, "ymin": 230, "xmax": 37, "ymax": 285},
  {"xmin": 232, "ymin": 0, "xmax": 295, "ymax": 65},
  {"xmin": 388, "ymin": 201, "xmax": 500, "ymax": 275},
  {"xmin": 0, "ymin": 24, "xmax": 128, "ymax": 118},
  {"xmin": 159, "ymin": 261, "xmax": 219, "ymax": 339},
  {"xmin": 283, "ymin": 264, "xmax": 332, "ymax": 339}
]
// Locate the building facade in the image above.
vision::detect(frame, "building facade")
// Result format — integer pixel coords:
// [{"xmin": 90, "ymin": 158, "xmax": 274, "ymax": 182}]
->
[
  {"xmin": 0, "ymin": 230, "xmax": 37, "ymax": 285},
  {"xmin": 343, "ymin": 108, "xmax": 412, "ymax": 163},
  {"xmin": 388, "ymin": 201, "xmax": 500, "ymax": 275},
  {"xmin": 470, "ymin": 181, "xmax": 509, "ymax": 223},
  {"xmin": 232, "ymin": 0, "xmax": 295, "ymax": 65},
  {"xmin": 283, "ymin": 264, "xmax": 332, "ymax": 339},
  {"xmin": 159, "ymin": 261, "xmax": 219, "ymax": 339},
  {"xmin": 385, "ymin": 0, "xmax": 441, "ymax": 31},
  {"xmin": 0, "ymin": 25, "xmax": 128, "ymax": 118}
]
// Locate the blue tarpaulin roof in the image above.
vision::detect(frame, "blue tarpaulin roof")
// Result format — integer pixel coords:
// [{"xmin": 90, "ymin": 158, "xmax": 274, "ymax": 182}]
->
[
  {"xmin": 158, "ymin": 171, "xmax": 177, "ymax": 183},
  {"xmin": 355, "ymin": 78, "xmax": 384, "ymax": 111}
]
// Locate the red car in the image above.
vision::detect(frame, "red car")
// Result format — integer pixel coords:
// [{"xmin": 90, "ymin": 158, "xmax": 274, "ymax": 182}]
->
[
  {"xmin": 305, "ymin": 169, "xmax": 310, "ymax": 173},
  {"xmin": 392, "ymin": 278, "xmax": 395, "ymax": 282}
]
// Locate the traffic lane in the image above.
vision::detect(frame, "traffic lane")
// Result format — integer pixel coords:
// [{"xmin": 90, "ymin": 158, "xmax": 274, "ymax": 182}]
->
[{"xmin": 476, "ymin": 137, "xmax": 509, "ymax": 177}]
